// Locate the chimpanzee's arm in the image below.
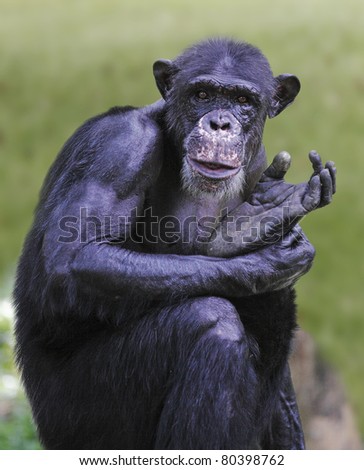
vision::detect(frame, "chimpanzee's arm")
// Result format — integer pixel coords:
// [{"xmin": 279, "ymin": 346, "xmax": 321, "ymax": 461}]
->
[
  {"xmin": 68, "ymin": 227, "xmax": 313, "ymax": 301},
  {"xmin": 40, "ymin": 105, "xmax": 315, "ymax": 312},
  {"xmin": 207, "ymin": 151, "xmax": 336, "ymax": 258}
]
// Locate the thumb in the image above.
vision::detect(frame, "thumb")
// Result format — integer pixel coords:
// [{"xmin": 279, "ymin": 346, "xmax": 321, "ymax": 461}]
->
[{"xmin": 262, "ymin": 151, "xmax": 291, "ymax": 180}]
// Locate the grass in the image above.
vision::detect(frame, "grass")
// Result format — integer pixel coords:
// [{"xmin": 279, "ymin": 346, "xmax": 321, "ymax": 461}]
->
[{"xmin": 0, "ymin": 0, "xmax": 363, "ymax": 447}]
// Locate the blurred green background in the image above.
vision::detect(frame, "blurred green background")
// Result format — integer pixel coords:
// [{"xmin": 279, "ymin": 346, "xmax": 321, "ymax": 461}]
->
[{"xmin": 0, "ymin": 0, "xmax": 363, "ymax": 449}]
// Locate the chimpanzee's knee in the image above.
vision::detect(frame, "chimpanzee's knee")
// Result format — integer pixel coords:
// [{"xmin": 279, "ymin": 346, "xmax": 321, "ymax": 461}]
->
[{"xmin": 176, "ymin": 296, "xmax": 246, "ymax": 344}]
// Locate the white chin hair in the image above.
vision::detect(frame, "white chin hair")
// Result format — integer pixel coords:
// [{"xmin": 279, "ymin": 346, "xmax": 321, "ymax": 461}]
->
[{"xmin": 181, "ymin": 158, "xmax": 245, "ymax": 200}]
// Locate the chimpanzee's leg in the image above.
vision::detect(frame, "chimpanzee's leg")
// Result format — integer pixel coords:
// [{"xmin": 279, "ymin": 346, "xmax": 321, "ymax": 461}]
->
[
  {"xmin": 34, "ymin": 296, "xmax": 258, "ymax": 449},
  {"xmin": 154, "ymin": 296, "xmax": 259, "ymax": 450},
  {"xmin": 261, "ymin": 365, "xmax": 305, "ymax": 450}
]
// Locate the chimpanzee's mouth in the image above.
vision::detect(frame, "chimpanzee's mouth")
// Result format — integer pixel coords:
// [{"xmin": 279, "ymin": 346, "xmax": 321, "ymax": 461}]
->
[{"xmin": 188, "ymin": 157, "xmax": 241, "ymax": 180}]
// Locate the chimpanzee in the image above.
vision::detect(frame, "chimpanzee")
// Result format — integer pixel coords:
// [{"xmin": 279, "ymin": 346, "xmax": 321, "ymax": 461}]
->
[{"xmin": 14, "ymin": 38, "xmax": 336, "ymax": 450}]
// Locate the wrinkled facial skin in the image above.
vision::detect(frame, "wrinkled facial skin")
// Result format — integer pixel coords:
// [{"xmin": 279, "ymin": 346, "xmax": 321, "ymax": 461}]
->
[{"xmin": 178, "ymin": 77, "xmax": 269, "ymax": 197}]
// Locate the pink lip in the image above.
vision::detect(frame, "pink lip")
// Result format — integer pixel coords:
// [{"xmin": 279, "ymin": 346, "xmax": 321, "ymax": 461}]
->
[{"xmin": 188, "ymin": 157, "xmax": 241, "ymax": 180}]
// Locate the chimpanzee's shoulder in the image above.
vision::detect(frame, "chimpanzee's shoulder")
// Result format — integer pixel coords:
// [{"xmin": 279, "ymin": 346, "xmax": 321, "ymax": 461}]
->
[
  {"xmin": 90, "ymin": 99, "xmax": 164, "ymax": 131},
  {"xmin": 39, "ymin": 102, "xmax": 165, "ymax": 205},
  {"xmin": 57, "ymin": 101, "xmax": 163, "ymax": 166}
]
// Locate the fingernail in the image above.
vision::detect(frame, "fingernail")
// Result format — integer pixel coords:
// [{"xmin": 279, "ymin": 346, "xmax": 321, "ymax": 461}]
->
[{"xmin": 277, "ymin": 151, "xmax": 291, "ymax": 169}]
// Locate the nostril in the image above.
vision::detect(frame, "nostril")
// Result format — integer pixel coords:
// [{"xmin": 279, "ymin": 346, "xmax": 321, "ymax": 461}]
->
[
  {"xmin": 209, "ymin": 120, "xmax": 231, "ymax": 131},
  {"xmin": 210, "ymin": 121, "xmax": 219, "ymax": 131}
]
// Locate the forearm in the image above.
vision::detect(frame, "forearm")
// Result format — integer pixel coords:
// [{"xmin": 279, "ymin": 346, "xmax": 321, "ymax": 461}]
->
[
  {"xmin": 70, "ymin": 243, "xmax": 256, "ymax": 299},
  {"xmin": 42, "ymin": 218, "xmax": 314, "ymax": 307}
]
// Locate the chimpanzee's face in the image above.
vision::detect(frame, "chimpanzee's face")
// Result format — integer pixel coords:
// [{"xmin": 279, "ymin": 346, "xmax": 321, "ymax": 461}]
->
[
  {"xmin": 178, "ymin": 73, "xmax": 270, "ymax": 197},
  {"xmin": 153, "ymin": 39, "xmax": 300, "ymax": 198}
]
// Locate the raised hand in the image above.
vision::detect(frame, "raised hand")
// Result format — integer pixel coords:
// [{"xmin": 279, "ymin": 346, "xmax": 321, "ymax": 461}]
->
[
  {"xmin": 253, "ymin": 150, "xmax": 336, "ymax": 214},
  {"xmin": 206, "ymin": 150, "xmax": 336, "ymax": 257}
]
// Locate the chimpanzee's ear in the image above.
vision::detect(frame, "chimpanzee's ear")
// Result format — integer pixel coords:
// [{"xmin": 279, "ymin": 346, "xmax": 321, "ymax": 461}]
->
[
  {"xmin": 153, "ymin": 59, "xmax": 178, "ymax": 100},
  {"xmin": 268, "ymin": 74, "xmax": 301, "ymax": 118}
]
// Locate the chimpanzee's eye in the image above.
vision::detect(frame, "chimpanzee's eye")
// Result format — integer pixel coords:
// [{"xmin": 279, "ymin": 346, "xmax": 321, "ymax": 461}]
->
[
  {"xmin": 237, "ymin": 95, "xmax": 249, "ymax": 104},
  {"xmin": 197, "ymin": 90, "xmax": 209, "ymax": 100}
]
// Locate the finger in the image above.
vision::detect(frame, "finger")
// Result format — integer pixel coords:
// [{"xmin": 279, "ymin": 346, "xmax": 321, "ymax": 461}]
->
[
  {"xmin": 325, "ymin": 160, "xmax": 337, "ymax": 194},
  {"xmin": 302, "ymin": 174, "xmax": 321, "ymax": 211},
  {"xmin": 309, "ymin": 150, "xmax": 324, "ymax": 174},
  {"xmin": 263, "ymin": 151, "xmax": 291, "ymax": 180},
  {"xmin": 281, "ymin": 225, "xmax": 303, "ymax": 247},
  {"xmin": 320, "ymin": 168, "xmax": 333, "ymax": 206}
]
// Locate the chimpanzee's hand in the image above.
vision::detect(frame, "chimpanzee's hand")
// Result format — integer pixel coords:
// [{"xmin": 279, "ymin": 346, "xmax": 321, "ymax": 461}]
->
[
  {"xmin": 250, "ymin": 150, "xmax": 336, "ymax": 215},
  {"xmin": 255, "ymin": 225, "xmax": 316, "ymax": 292},
  {"xmin": 206, "ymin": 150, "xmax": 336, "ymax": 257},
  {"xmin": 232, "ymin": 225, "xmax": 316, "ymax": 295}
]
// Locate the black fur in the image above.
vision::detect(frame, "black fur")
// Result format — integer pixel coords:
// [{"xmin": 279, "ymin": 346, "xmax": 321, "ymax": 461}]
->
[{"xmin": 13, "ymin": 38, "xmax": 326, "ymax": 450}]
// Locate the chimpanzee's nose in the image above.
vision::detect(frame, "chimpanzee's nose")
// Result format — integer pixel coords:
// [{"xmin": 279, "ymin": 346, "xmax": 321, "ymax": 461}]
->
[
  {"xmin": 201, "ymin": 110, "xmax": 240, "ymax": 135},
  {"xmin": 210, "ymin": 116, "xmax": 231, "ymax": 131}
]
